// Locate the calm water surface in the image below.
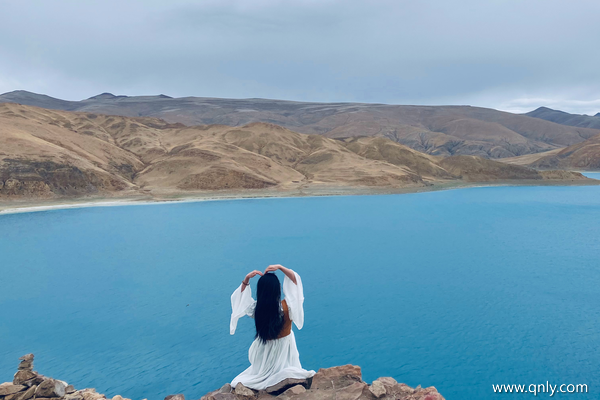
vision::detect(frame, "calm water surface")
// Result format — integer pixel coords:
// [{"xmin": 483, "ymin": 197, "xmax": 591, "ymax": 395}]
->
[
  {"xmin": 582, "ymin": 172, "xmax": 600, "ymax": 180},
  {"xmin": 1, "ymin": 186, "xmax": 599, "ymax": 399}
]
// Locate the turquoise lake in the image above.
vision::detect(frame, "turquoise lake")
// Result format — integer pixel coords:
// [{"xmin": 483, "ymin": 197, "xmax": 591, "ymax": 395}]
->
[{"xmin": 1, "ymin": 183, "xmax": 600, "ymax": 399}]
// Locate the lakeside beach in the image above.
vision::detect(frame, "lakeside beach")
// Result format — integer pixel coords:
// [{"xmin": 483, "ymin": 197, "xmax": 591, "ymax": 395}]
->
[{"xmin": 2, "ymin": 178, "xmax": 599, "ymax": 215}]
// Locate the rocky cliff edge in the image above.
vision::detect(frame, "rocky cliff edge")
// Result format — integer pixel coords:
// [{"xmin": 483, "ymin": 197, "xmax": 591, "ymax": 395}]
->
[{"xmin": 0, "ymin": 355, "xmax": 445, "ymax": 400}]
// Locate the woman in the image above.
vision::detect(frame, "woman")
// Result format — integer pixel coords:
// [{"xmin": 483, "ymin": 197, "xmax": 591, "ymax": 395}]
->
[{"xmin": 230, "ymin": 264, "xmax": 315, "ymax": 389}]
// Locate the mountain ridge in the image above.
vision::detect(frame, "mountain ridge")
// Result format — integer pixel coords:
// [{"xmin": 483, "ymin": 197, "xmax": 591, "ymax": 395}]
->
[
  {"xmin": 0, "ymin": 103, "xmax": 590, "ymax": 201},
  {"xmin": 526, "ymin": 106, "xmax": 600, "ymax": 129},
  {"xmin": 2, "ymin": 90, "xmax": 598, "ymax": 160}
]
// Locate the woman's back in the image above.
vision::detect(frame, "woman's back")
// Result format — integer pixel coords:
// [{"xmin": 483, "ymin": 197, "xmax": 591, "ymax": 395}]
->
[{"xmin": 277, "ymin": 300, "xmax": 292, "ymax": 339}]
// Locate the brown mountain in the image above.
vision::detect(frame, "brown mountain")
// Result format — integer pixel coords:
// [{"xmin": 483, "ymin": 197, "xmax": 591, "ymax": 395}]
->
[
  {"xmin": 0, "ymin": 103, "xmax": 590, "ymax": 200},
  {"xmin": 2, "ymin": 91, "xmax": 598, "ymax": 159},
  {"xmin": 526, "ymin": 133, "xmax": 600, "ymax": 171}
]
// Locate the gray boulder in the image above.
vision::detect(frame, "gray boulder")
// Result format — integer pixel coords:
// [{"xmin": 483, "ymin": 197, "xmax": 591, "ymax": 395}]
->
[
  {"xmin": 368, "ymin": 380, "xmax": 386, "ymax": 398},
  {"xmin": 219, "ymin": 383, "xmax": 232, "ymax": 394},
  {"xmin": 35, "ymin": 379, "xmax": 66, "ymax": 398}
]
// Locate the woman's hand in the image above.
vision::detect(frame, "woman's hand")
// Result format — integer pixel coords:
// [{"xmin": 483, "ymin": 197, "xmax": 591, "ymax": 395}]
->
[
  {"xmin": 264, "ymin": 264, "xmax": 282, "ymax": 274},
  {"xmin": 241, "ymin": 270, "xmax": 263, "ymax": 292},
  {"xmin": 265, "ymin": 264, "xmax": 297, "ymax": 285}
]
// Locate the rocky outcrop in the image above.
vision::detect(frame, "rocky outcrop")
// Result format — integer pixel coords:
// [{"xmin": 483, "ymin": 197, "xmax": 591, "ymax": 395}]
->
[
  {"xmin": 200, "ymin": 365, "xmax": 444, "ymax": 400},
  {"xmin": 0, "ymin": 160, "xmax": 129, "ymax": 198},
  {"xmin": 1, "ymin": 355, "xmax": 444, "ymax": 400},
  {"xmin": 0, "ymin": 355, "xmax": 135, "ymax": 400}
]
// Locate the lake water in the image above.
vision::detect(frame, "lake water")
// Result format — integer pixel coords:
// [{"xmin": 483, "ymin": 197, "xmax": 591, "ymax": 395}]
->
[
  {"xmin": 1, "ymin": 185, "xmax": 600, "ymax": 400},
  {"xmin": 582, "ymin": 172, "xmax": 600, "ymax": 180}
]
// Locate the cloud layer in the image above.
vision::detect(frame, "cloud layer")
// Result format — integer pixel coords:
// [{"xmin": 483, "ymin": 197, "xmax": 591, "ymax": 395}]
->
[{"xmin": 1, "ymin": 0, "xmax": 599, "ymax": 114}]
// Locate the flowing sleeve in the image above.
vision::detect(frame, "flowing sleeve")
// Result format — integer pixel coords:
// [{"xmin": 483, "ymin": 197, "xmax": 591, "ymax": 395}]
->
[
  {"xmin": 230, "ymin": 284, "xmax": 256, "ymax": 335},
  {"xmin": 283, "ymin": 269, "xmax": 305, "ymax": 330}
]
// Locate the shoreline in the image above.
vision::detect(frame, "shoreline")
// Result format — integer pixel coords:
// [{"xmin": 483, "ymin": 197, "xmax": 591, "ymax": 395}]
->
[{"xmin": 1, "ymin": 179, "xmax": 599, "ymax": 215}]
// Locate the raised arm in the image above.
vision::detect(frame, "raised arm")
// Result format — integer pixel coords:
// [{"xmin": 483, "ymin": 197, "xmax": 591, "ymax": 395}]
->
[
  {"xmin": 231, "ymin": 270, "xmax": 262, "ymax": 335},
  {"xmin": 264, "ymin": 264, "xmax": 297, "ymax": 285},
  {"xmin": 241, "ymin": 270, "xmax": 263, "ymax": 292}
]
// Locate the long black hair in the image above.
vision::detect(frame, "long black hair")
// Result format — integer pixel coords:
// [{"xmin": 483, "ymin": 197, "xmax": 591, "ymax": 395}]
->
[{"xmin": 254, "ymin": 272, "xmax": 284, "ymax": 343}]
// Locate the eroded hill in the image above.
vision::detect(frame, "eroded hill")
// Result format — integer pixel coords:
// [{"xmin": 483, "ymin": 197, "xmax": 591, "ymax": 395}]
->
[
  {"xmin": 527, "ymin": 133, "xmax": 600, "ymax": 171},
  {"xmin": 0, "ymin": 103, "xmax": 590, "ymax": 200},
  {"xmin": 2, "ymin": 90, "xmax": 599, "ymax": 159}
]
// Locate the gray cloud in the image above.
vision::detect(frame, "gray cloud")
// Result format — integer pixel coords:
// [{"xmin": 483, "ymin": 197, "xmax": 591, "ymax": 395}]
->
[{"xmin": 1, "ymin": 0, "xmax": 599, "ymax": 114}]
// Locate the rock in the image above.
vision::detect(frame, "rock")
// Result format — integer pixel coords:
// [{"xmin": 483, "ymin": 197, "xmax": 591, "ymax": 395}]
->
[
  {"xmin": 18, "ymin": 354, "xmax": 34, "ymax": 363},
  {"xmin": 334, "ymin": 382, "xmax": 367, "ymax": 400},
  {"xmin": 5, "ymin": 392, "xmax": 25, "ymax": 400},
  {"xmin": 311, "ymin": 365, "xmax": 362, "ymax": 390},
  {"xmin": 255, "ymin": 392, "xmax": 274, "ymax": 400},
  {"xmin": 280, "ymin": 385, "xmax": 306, "ymax": 396},
  {"xmin": 64, "ymin": 393, "xmax": 84, "ymax": 400},
  {"xmin": 219, "ymin": 384, "xmax": 232, "ymax": 394},
  {"xmin": 35, "ymin": 379, "xmax": 66, "ymax": 398},
  {"xmin": 210, "ymin": 394, "xmax": 237, "ymax": 400},
  {"xmin": 385, "ymin": 383, "xmax": 415, "ymax": 397},
  {"xmin": 374, "ymin": 377, "xmax": 397, "ymax": 391},
  {"xmin": 17, "ymin": 362, "xmax": 33, "ymax": 371},
  {"xmin": 31, "ymin": 374, "xmax": 46, "ymax": 386},
  {"xmin": 3, "ymin": 356, "xmax": 446, "ymax": 400},
  {"xmin": 80, "ymin": 389, "xmax": 107, "ymax": 400},
  {"xmin": 234, "ymin": 383, "xmax": 255, "ymax": 399},
  {"xmin": 368, "ymin": 381, "xmax": 386, "ymax": 398},
  {"xmin": 407, "ymin": 386, "xmax": 445, "ymax": 400},
  {"xmin": 199, "ymin": 389, "xmax": 219, "ymax": 400},
  {"xmin": 80, "ymin": 389, "xmax": 98, "ymax": 400},
  {"xmin": 18, "ymin": 384, "xmax": 37, "ymax": 400},
  {"xmin": 13, "ymin": 370, "xmax": 37, "ymax": 385},
  {"xmin": 265, "ymin": 378, "xmax": 312, "ymax": 396},
  {"xmin": 0, "ymin": 384, "xmax": 26, "ymax": 396},
  {"xmin": 164, "ymin": 395, "xmax": 185, "ymax": 400}
]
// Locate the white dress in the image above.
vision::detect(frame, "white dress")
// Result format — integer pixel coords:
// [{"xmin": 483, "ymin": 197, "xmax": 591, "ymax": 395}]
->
[{"xmin": 230, "ymin": 270, "xmax": 316, "ymax": 390}]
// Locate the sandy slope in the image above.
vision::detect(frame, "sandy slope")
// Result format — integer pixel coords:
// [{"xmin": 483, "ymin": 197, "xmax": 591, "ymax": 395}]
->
[
  {"xmin": 528, "ymin": 133, "xmax": 600, "ymax": 171},
  {"xmin": 2, "ymin": 90, "xmax": 599, "ymax": 159},
  {"xmin": 0, "ymin": 103, "xmax": 592, "ymax": 203}
]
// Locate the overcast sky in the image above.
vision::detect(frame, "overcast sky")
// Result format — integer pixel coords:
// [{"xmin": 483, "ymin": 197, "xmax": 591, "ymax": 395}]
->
[{"xmin": 1, "ymin": 0, "xmax": 599, "ymax": 114}]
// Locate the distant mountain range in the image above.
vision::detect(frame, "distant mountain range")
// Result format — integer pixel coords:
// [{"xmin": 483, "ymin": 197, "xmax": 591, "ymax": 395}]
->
[
  {"xmin": 526, "ymin": 106, "xmax": 600, "ymax": 129},
  {"xmin": 2, "ymin": 90, "xmax": 598, "ymax": 160},
  {"xmin": 0, "ymin": 103, "xmax": 589, "ymax": 200}
]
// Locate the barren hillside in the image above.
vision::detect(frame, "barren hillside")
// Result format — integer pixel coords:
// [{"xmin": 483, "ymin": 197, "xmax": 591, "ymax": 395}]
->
[
  {"xmin": 2, "ymin": 91, "xmax": 598, "ymax": 160},
  {"xmin": 528, "ymin": 133, "xmax": 600, "ymax": 171},
  {"xmin": 0, "ymin": 103, "xmax": 590, "ymax": 201}
]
